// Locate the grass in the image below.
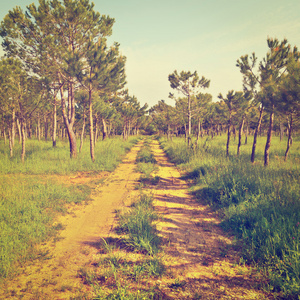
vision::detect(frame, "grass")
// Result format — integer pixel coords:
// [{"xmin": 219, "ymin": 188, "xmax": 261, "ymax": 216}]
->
[
  {"xmin": 0, "ymin": 136, "xmax": 139, "ymax": 280},
  {"xmin": 136, "ymin": 138, "xmax": 159, "ymax": 186},
  {"xmin": 159, "ymin": 134, "xmax": 300, "ymax": 298},
  {"xmin": 0, "ymin": 175, "xmax": 90, "ymax": 279},
  {"xmin": 78, "ymin": 194, "xmax": 165, "ymax": 299},
  {"xmin": 0, "ymin": 136, "xmax": 139, "ymax": 174},
  {"xmin": 117, "ymin": 194, "xmax": 161, "ymax": 255},
  {"xmin": 77, "ymin": 139, "xmax": 165, "ymax": 299}
]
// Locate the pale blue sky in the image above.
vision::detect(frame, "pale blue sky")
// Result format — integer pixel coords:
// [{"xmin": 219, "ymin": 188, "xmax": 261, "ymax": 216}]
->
[{"xmin": 1, "ymin": 0, "xmax": 300, "ymax": 107}]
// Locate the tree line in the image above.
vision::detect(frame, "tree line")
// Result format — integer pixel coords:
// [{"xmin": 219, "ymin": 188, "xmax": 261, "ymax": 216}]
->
[
  {"xmin": 0, "ymin": 0, "xmax": 148, "ymax": 163},
  {"xmin": 149, "ymin": 38, "xmax": 300, "ymax": 166}
]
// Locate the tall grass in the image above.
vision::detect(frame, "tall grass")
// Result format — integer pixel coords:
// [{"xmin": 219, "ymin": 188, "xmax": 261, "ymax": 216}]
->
[
  {"xmin": 0, "ymin": 136, "xmax": 139, "ymax": 279},
  {"xmin": 0, "ymin": 175, "xmax": 90, "ymax": 279},
  {"xmin": 160, "ymin": 134, "xmax": 300, "ymax": 298},
  {"xmin": 0, "ymin": 136, "xmax": 139, "ymax": 174},
  {"xmin": 117, "ymin": 194, "xmax": 160, "ymax": 255}
]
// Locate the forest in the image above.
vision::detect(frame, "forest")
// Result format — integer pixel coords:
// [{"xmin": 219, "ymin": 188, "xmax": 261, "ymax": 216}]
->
[{"xmin": 0, "ymin": 0, "xmax": 299, "ymax": 299}]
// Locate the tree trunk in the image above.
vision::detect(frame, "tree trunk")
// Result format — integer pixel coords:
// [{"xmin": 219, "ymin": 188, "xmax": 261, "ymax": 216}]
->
[
  {"xmin": 251, "ymin": 106, "xmax": 264, "ymax": 163},
  {"xmin": 196, "ymin": 118, "xmax": 201, "ymax": 146},
  {"xmin": 237, "ymin": 116, "xmax": 245, "ymax": 156},
  {"xmin": 79, "ymin": 113, "xmax": 85, "ymax": 153},
  {"xmin": 245, "ymin": 122, "xmax": 248, "ymax": 145},
  {"xmin": 37, "ymin": 113, "xmax": 41, "ymax": 141},
  {"xmin": 52, "ymin": 100, "xmax": 57, "ymax": 147},
  {"xmin": 284, "ymin": 113, "xmax": 293, "ymax": 161},
  {"xmin": 20, "ymin": 118, "xmax": 26, "ymax": 163},
  {"xmin": 279, "ymin": 119, "xmax": 284, "ymax": 141},
  {"xmin": 188, "ymin": 94, "xmax": 192, "ymax": 147},
  {"xmin": 102, "ymin": 118, "xmax": 107, "ymax": 140},
  {"xmin": 3, "ymin": 128, "xmax": 6, "ymax": 144},
  {"xmin": 16, "ymin": 118, "xmax": 22, "ymax": 144},
  {"xmin": 12, "ymin": 109, "xmax": 15, "ymax": 147},
  {"xmin": 60, "ymin": 82, "xmax": 77, "ymax": 159},
  {"xmin": 264, "ymin": 108, "xmax": 274, "ymax": 167},
  {"xmin": 88, "ymin": 90, "xmax": 95, "ymax": 162},
  {"xmin": 167, "ymin": 123, "xmax": 170, "ymax": 141},
  {"xmin": 226, "ymin": 118, "xmax": 231, "ymax": 157},
  {"xmin": 44, "ymin": 114, "xmax": 48, "ymax": 141},
  {"xmin": 184, "ymin": 124, "xmax": 187, "ymax": 143},
  {"xmin": 94, "ymin": 120, "xmax": 98, "ymax": 145},
  {"xmin": 8, "ymin": 128, "xmax": 13, "ymax": 157}
]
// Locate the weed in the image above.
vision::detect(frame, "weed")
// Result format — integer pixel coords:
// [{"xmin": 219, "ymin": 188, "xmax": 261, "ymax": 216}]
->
[{"xmin": 118, "ymin": 194, "xmax": 161, "ymax": 255}]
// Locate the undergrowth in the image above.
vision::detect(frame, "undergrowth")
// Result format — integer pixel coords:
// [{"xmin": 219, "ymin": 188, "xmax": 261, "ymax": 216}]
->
[{"xmin": 159, "ymin": 134, "xmax": 300, "ymax": 299}]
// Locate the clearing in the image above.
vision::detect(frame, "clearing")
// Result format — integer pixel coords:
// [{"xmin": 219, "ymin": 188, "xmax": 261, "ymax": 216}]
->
[{"xmin": 1, "ymin": 139, "xmax": 272, "ymax": 299}]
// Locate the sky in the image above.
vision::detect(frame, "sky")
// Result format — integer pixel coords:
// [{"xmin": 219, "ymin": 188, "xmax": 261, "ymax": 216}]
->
[{"xmin": 0, "ymin": 0, "xmax": 300, "ymax": 108}]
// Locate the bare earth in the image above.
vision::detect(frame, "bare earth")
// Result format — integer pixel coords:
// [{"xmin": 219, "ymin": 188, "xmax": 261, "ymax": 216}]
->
[
  {"xmin": 0, "ymin": 139, "xmax": 272, "ymax": 299},
  {"xmin": 149, "ymin": 140, "xmax": 271, "ymax": 299}
]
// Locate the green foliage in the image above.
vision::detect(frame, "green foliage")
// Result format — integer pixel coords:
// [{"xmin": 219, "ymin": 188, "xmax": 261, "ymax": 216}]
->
[
  {"xmin": 117, "ymin": 194, "xmax": 160, "ymax": 255},
  {"xmin": 160, "ymin": 135, "xmax": 300, "ymax": 298}
]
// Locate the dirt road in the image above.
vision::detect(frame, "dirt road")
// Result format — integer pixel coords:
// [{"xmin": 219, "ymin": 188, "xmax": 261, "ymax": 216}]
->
[
  {"xmin": 1, "ymin": 141, "xmax": 143, "ymax": 299},
  {"xmin": 148, "ymin": 140, "xmax": 270, "ymax": 299},
  {"xmin": 1, "ymin": 139, "xmax": 271, "ymax": 299}
]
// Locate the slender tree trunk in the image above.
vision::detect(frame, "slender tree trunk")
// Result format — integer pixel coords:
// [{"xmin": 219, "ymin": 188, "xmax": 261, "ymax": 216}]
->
[
  {"xmin": 284, "ymin": 113, "xmax": 293, "ymax": 161},
  {"xmin": 20, "ymin": 117, "xmax": 26, "ymax": 163},
  {"xmin": 245, "ymin": 122, "xmax": 248, "ymax": 145},
  {"xmin": 196, "ymin": 118, "xmax": 201, "ymax": 146},
  {"xmin": 102, "ymin": 118, "xmax": 107, "ymax": 140},
  {"xmin": 44, "ymin": 114, "xmax": 48, "ymax": 141},
  {"xmin": 8, "ymin": 128, "xmax": 13, "ymax": 157},
  {"xmin": 88, "ymin": 89, "xmax": 95, "ymax": 162},
  {"xmin": 52, "ymin": 101, "xmax": 57, "ymax": 147},
  {"xmin": 184, "ymin": 124, "xmax": 187, "ymax": 143},
  {"xmin": 167, "ymin": 123, "xmax": 170, "ymax": 141},
  {"xmin": 251, "ymin": 106, "xmax": 264, "ymax": 163},
  {"xmin": 60, "ymin": 82, "xmax": 77, "ymax": 158},
  {"xmin": 188, "ymin": 94, "xmax": 192, "ymax": 147},
  {"xmin": 3, "ymin": 128, "xmax": 7, "ymax": 144},
  {"xmin": 79, "ymin": 112, "xmax": 85, "ymax": 153},
  {"xmin": 279, "ymin": 119, "xmax": 284, "ymax": 141},
  {"xmin": 37, "ymin": 113, "xmax": 41, "ymax": 141},
  {"xmin": 94, "ymin": 120, "xmax": 98, "ymax": 145},
  {"xmin": 237, "ymin": 116, "xmax": 245, "ymax": 156},
  {"xmin": 16, "ymin": 118, "xmax": 22, "ymax": 144},
  {"xmin": 12, "ymin": 109, "xmax": 15, "ymax": 147},
  {"xmin": 264, "ymin": 108, "xmax": 274, "ymax": 167},
  {"xmin": 226, "ymin": 116, "xmax": 231, "ymax": 157}
]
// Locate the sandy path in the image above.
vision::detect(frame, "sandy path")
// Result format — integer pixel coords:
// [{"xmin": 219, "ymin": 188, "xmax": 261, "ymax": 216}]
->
[
  {"xmin": 150, "ymin": 140, "xmax": 271, "ymax": 299},
  {"xmin": 1, "ymin": 141, "xmax": 143, "ymax": 300}
]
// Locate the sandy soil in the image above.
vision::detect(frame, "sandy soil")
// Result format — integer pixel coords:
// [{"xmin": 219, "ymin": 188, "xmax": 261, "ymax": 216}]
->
[
  {"xmin": 0, "ymin": 139, "xmax": 273, "ymax": 299},
  {"xmin": 148, "ymin": 140, "xmax": 271, "ymax": 299}
]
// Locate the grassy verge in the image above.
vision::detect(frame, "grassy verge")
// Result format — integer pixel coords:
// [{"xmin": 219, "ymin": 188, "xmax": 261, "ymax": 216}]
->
[
  {"xmin": 159, "ymin": 134, "xmax": 300, "ymax": 298},
  {"xmin": 0, "ymin": 175, "xmax": 90, "ymax": 279},
  {"xmin": 0, "ymin": 136, "xmax": 139, "ymax": 174},
  {"xmin": 0, "ymin": 136, "xmax": 139, "ymax": 280}
]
